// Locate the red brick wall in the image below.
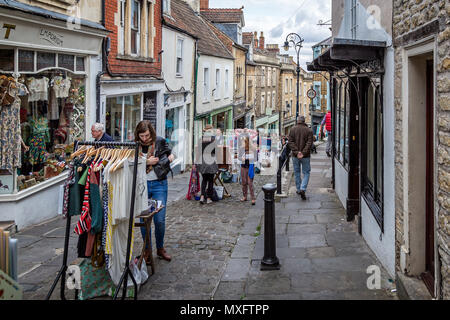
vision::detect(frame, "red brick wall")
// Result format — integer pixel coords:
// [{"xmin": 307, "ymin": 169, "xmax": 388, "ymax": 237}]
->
[{"xmin": 104, "ymin": 0, "xmax": 162, "ymax": 76}]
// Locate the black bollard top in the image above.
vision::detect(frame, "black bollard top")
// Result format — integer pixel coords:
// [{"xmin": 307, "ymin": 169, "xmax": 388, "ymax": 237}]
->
[{"xmin": 262, "ymin": 183, "xmax": 277, "ymax": 193}]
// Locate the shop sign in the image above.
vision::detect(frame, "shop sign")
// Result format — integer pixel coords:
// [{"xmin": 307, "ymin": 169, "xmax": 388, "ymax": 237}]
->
[
  {"xmin": 2, "ymin": 24, "xmax": 15, "ymax": 39},
  {"xmin": 166, "ymin": 93, "xmax": 184, "ymax": 107},
  {"xmin": 39, "ymin": 28, "xmax": 64, "ymax": 47}
]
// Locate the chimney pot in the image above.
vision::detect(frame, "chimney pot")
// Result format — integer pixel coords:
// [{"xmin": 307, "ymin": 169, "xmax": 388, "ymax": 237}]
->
[{"xmin": 200, "ymin": 0, "xmax": 209, "ymax": 10}]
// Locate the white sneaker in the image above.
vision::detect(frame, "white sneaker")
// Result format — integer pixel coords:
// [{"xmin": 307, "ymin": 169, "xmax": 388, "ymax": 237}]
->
[{"xmin": 206, "ymin": 198, "xmax": 213, "ymax": 204}]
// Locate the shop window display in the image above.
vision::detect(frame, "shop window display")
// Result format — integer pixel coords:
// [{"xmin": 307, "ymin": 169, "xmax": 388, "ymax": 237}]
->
[{"xmin": 0, "ymin": 70, "xmax": 86, "ymax": 192}]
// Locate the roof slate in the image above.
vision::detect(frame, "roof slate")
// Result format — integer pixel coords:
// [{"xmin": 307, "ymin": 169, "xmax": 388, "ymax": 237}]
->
[
  {"xmin": 200, "ymin": 8, "xmax": 243, "ymax": 24},
  {"xmin": 163, "ymin": 0, "xmax": 233, "ymax": 60}
]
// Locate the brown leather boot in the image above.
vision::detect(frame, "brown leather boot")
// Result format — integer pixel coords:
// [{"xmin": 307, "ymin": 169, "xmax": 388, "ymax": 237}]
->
[{"xmin": 157, "ymin": 248, "xmax": 172, "ymax": 262}]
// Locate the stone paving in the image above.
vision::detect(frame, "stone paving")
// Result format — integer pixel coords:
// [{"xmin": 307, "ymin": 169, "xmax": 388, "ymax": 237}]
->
[
  {"xmin": 214, "ymin": 145, "xmax": 398, "ymax": 300},
  {"xmin": 15, "ymin": 144, "xmax": 398, "ymax": 300}
]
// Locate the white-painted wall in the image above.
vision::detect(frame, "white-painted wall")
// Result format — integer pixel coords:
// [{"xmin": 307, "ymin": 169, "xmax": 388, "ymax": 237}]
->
[
  {"xmin": 336, "ymin": 0, "xmax": 395, "ymax": 277},
  {"xmin": 196, "ymin": 55, "xmax": 234, "ymax": 115},
  {"xmin": 162, "ymin": 27, "xmax": 196, "ymax": 169},
  {"xmin": 162, "ymin": 27, "xmax": 195, "ymax": 95},
  {"xmin": 334, "ymin": 160, "xmax": 348, "ymax": 210}
]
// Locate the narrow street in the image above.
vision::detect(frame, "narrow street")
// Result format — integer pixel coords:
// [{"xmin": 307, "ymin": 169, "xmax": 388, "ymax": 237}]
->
[{"xmin": 17, "ymin": 144, "xmax": 397, "ymax": 300}]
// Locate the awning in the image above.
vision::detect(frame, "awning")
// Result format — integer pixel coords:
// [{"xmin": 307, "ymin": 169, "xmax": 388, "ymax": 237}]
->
[{"xmin": 307, "ymin": 38, "xmax": 386, "ymax": 72}]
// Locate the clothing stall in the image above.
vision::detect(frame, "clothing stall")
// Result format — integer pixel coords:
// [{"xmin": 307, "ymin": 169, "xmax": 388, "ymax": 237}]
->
[{"xmin": 46, "ymin": 140, "xmax": 155, "ymax": 300}]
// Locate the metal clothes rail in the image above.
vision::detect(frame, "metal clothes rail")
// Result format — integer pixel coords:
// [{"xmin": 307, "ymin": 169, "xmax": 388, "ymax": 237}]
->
[{"xmin": 46, "ymin": 140, "xmax": 141, "ymax": 300}]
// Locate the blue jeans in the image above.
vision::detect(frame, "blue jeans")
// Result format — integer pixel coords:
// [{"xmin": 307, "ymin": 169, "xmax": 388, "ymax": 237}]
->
[
  {"xmin": 292, "ymin": 157, "xmax": 311, "ymax": 192},
  {"xmin": 140, "ymin": 179, "xmax": 168, "ymax": 250}
]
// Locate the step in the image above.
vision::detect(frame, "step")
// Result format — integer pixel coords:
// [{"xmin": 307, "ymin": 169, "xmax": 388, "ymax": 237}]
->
[{"xmin": 0, "ymin": 221, "xmax": 17, "ymax": 235}]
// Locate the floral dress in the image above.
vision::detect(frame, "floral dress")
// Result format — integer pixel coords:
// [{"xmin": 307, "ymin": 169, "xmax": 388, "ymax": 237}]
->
[
  {"xmin": 0, "ymin": 98, "xmax": 21, "ymax": 170},
  {"xmin": 26, "ymin": 116, "xmax": 50, "ymax": 166}
]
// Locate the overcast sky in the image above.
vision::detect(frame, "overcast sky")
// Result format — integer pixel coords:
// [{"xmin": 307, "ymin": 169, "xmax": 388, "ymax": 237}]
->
[{"xmin": 209, "ymin": 0, "xmax": 332, "ymax": 70}]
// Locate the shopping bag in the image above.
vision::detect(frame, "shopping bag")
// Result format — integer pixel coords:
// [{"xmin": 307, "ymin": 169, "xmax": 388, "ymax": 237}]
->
[{"xmin": 214, "ymin": 186, "xmax": 224, "ymax": 200}]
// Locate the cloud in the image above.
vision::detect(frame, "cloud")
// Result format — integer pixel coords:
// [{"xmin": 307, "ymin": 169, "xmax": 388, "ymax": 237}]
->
[{"xmin": 210, "ymin": 0, "xmax": 332, "ymax": 69}]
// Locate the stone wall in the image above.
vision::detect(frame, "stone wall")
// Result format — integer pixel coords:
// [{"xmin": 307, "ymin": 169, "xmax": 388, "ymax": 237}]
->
[{"xmin": 393, "ymin": 0, "xmax": 450, "ymax": 299}]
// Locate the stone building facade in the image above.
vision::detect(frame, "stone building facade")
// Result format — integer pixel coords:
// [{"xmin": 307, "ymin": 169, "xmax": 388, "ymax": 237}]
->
[{"xmin": 393, "ymin": 0, "xmax": 450, "ymax": 299}]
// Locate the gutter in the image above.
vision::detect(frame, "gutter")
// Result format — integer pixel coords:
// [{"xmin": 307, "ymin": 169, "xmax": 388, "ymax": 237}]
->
[{"xmin": 192, "ymin": 41, "xmax": 199, "ymax": 164}]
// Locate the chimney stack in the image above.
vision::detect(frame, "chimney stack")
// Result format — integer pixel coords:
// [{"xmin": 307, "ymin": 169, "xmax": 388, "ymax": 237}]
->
[
  {"xmin": 259, "ymin": 31, "xmax": 265, "ymax": 50},
  {"xmin": 254, "ymin": 31, "xmax": 258, "ymax": 49},
  {"xmin": 266, "ymin": 44, "xmax": 279, "ymax": 54},
  {"xmin": 184, "ymin": 0, "xmax": 200, "ymax": 13},
  {"xmin": 200, "ymin": 0, "xmax": 209, "ymax": 10}
]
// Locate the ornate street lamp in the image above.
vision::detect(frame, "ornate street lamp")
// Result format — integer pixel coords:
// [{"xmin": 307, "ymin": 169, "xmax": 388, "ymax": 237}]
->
[{"xmin": 284, "ymin": 33, "xmax": 304, "ymax": 123}]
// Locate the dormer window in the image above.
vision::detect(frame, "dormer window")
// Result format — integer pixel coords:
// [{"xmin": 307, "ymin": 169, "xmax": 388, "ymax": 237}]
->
[{"xmin": 163, "ymin": 0, "xmax": 171, "ymax": 15}]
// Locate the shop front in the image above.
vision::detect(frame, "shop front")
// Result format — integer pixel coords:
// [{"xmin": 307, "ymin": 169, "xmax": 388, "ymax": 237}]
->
[
  {"xmin": 163, "ymin": 91, "xmax": 190, "ymax": 173},
  {"xmin": 210, "ymin": 106, "xmax": 233, "ymax": 134},
  {"xmin": 233, "ymin": 101, "xmax": 246, "ymax": 129},
  {"xmin": 100, "ymin": 79, "xmax": 165, "ymax": 143},
  {"xmin": 0, "ymin": 9, "xmax": 107, "ymax": 229}
]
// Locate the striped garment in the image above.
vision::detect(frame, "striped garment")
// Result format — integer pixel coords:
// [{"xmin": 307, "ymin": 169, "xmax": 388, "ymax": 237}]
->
[
  {"xmin": 74, "ymin": 162, "xmax": 94, "ymax": 235},
  {"xmin": 101, "ymin": 171, "xmax": 110, "ymax": 269},
  {"xmin": 62, "ymin": 162, "xmax": 75, "ymax": 218}
]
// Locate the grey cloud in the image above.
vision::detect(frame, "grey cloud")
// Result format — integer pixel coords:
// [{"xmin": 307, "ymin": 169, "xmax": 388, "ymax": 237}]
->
[{"xmin": 270, "ymin": 22, "xmax": 285, "ymax": 38}]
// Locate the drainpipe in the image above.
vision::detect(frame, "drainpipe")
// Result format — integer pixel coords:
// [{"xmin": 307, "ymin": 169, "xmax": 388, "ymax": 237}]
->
[
  {"xmin": 96, "ymin": 0, "xmax": 106, "ymax": 123},
  {"xmin": 191, "ymin": 42, "xmax": 199, "ymax": 164}
]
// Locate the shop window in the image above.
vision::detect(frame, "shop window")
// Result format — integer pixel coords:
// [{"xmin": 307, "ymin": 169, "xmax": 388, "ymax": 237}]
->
[
  {"xmin": 76, "ymin": 57, "xmax": 85, "ymax": 72},
  {"xmin": 106, "ymin": 94, "xmax": 142, "ymax": 142},
  {"xmin": 19, "ymin": 50, "xmax": 34, "ymax": 72},
  {"xmin": 58, "ymin": 54, "xmax": 74, "ymax": 71},
  {"xmin": 37, "ymin": 52, "xmax": 56, "ymax": 71},
  {"xmin": 0, "ymin": 49, "xmax": 14, "ymax": 71},
  {"xmin": 165, "ymin": 107, "xmax": 181, "ymax": 160},
  {"xmin": 362, "ymin": 81, "xmax": 383, "ymax": 229},
  {"xmin": 13, "ymin": 71, "xmax": 86, "ymax": 191}
]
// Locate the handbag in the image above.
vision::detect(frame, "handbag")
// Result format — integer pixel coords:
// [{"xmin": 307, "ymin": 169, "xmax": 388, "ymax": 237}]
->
[{"xmin": 153, "ymin": 154, "xmax": 172, "ymax": 179}]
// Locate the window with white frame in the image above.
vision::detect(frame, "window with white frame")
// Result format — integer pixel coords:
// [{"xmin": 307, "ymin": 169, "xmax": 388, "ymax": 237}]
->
[
  {"xmin": 267, "ymin": 92, "xmax": 271, "ymax": 111},
  {"xmin": 131, "ymin": 0, "xmax": 141, "ymax": 55},
  {"xmin": 119, "ymin": 0, "xmax": 125, "ymax": 55},
  {"xmin": 176, "ymin": 38, "xmax": 183, "ymax": 75},
  {"xmin": 272, "ymin": 91, "xmax": 276, "ymax": 108},
  {"xmin": 351, "ymin": 0, "xmax": 358, "ymax": 39},
  {"xmin": 267, "ymin": 68, "xmax": 271, "ymax": 87},
  {"xmin": 261, "ymin": 67, "xmax": 265, "ymax": 87},
  {"xmin": 225, "ymin": 69, "xmax": 229, "ymax": 97},
  {"xmin": 272, "ymin": 69, "xmax": 276, "ymax": 86},
  {"xmin": 163, "ymin": 0, "xmax": 171, "ymax": 15},
  {"xmin": 203, "ymin": 67, "xmax": 209, "ymax": 100},
  {"xmin": 215, "ymin": 68, "xmax": 220, "ymax": 99},
  {"xmin": 261, "ymin": 93, "xmax": 265, "ymax": 114}
]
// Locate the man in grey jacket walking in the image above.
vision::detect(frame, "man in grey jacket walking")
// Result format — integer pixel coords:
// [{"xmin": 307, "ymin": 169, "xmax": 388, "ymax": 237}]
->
[{"xmin": 288, "ymin": 116, "xmax": 314, "ymax": 200}]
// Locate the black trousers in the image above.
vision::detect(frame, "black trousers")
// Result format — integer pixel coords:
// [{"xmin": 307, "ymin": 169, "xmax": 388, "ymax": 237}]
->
[{"xmin": 201, "ymin": 173, "xmax": 215, "ymax": 198}]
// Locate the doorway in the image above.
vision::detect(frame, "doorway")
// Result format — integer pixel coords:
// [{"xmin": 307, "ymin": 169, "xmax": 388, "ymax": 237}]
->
[{"xmin": 421, "ymin": 59, "xmax": 435, "ymax": 295}]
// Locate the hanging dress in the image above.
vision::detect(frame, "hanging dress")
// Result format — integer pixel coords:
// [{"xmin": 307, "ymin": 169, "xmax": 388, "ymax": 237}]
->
[
  {"xmin": 0, "ymin": 98, "xmax": 21, "ymax": 170},
  {"xmin": 26, "ymin": 116, "xmax": 49, "ymax": 166}
]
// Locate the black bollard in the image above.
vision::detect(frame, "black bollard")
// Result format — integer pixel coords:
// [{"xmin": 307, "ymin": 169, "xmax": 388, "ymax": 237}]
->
[{"xmin": 261, "ymin": 183, "xmax": 280, "ymax": 271}]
